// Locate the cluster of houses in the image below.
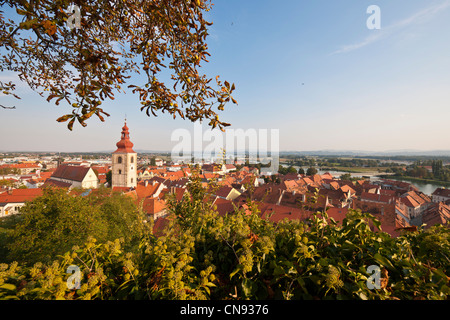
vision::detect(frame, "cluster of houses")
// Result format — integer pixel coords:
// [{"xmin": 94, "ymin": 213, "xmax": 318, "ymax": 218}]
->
[
  {"xmin": 1, "ymin": 158, "xmax": 449, "ymax": 237},
  {"xmin": 1, "ymin": 123, "xmax": 449, "ymax": 237}
]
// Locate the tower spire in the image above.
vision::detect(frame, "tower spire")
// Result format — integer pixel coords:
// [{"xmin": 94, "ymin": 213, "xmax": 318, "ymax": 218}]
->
[{"xmin": 113, "ymin": 120, "xmax": 135, "ymax": 153}]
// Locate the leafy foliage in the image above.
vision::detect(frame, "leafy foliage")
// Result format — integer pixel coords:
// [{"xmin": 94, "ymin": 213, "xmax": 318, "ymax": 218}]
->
[
  {"xmin": 0, "ymin": 174, "xmax": 449, "ymax": 300},
  {"xmin": 4, "ymin": 188, "xmax": 149, "ymax": 265},
  {"xmin": 0, "ymin": 0, "xmax": 236, "ymax": 130}
]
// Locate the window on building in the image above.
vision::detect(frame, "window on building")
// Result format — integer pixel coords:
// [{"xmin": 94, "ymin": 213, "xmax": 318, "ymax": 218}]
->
[
  {"xmin": 131, "ymin": 178, "xmax": 134, "ymax": 183},
  {"xmin": 131, "ymin": 156, "xmax": 134, "ymax": 163},
  {"xmin": 118, "ymin": 156, "xmax": 122, "ymax": 164},
  {"xmin": 118, "ymin": 169, "xmax": 122, "ymax": 174}
]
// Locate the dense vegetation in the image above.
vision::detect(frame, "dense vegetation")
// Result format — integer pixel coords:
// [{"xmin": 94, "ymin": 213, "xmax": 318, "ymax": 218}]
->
[
  {"xmin": 395, "ymin": 160, "xmax": 450, "ymax": 182},
  {"xmin": 0, "ymin": 175, "xmax": 449, "ymax": 300},
  {"xmin": 1, "ymin": 188, "xmax": 149, "ymax": 265},
  {"xmin": 282, "ymin": 156, "xmax": 400, "ymax": 169}
]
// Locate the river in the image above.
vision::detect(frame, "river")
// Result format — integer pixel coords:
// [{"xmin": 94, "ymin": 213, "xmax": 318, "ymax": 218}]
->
[{"xmin": 283, "ymin": 165, "xmax": 448, "ymax": 196}]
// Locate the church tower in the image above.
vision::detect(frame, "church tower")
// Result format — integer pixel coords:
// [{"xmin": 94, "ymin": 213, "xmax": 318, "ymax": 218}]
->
[{"xmin": 111, "ymin": 121, "xmax": 137, "ymax": 189}]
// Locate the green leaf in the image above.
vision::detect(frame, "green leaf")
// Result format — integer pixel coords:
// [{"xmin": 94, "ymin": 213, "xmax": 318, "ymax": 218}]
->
[
  {"xmin": 230, "ymin": 265, "xmax": 242, "ymax": 279},
  {"xmin": 357, "ymin": 291, "xmax": 368, "ymax": 300},
  {"xmin": 0, "ymin": 295, "xmax": 20, "ymax": 300},
  {"xmin": 373, "ymin": 253, "xmax": 396, "ymax": 271},
  {"xmin": 296, "ymin": 276, "xmax": 306, "ymax": 288},
  {"xmin": 0, "ymin": 283, "xmax": 17, "ymax": 291},
  {"xmin": 241, "ymin": 278, "xmax": 255, "ymax": 298},
  {"xmin": 432, "ymin": 268, "xmax": 449, "ymax": 282},
  {"xmin": 273, "ymin": 265, "xmax": 285, "ymax": 277},
  {"xmin": 19, "ymin": 18, "xmax": 38, "ymax": 30}
]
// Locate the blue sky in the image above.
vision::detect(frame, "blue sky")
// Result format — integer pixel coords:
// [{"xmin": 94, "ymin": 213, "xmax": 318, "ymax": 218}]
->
[{"xmin": 1, "ymin": 0, "xmax": 450, "ymax": 152}]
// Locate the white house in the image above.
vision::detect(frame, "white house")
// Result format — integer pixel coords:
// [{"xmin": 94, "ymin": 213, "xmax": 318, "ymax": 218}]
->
[
  {"xmin": 0, "ymin": 188, "xmax": 43, "ymax": 218},
  {"xmin": 431, "ymin": 188, "xmax": 450, "ymax": 203},
  {"xmin": 45, "ymin": 165, "xmax": 99, "ymax": 189}
]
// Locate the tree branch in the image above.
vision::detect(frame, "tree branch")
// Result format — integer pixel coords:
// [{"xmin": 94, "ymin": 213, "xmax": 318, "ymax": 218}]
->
[{"xmin": 0, "ymin": 104, "xmax": 16, "ymax": 109}]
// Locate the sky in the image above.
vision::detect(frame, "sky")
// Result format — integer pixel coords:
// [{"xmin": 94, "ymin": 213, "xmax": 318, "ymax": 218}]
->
[{"xmin": 1, "ymin": 0, "xmax": 450, "ymax": 153}]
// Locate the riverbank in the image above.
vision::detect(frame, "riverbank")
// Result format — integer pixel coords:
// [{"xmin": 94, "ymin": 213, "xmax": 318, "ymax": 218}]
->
[
  {"xmin": 319, "ymin": 166, "xmax": 390, "ymax": 174},
  {"xmin": 279, "ymin": 163, "xmax": 390, "ymax": 175},
  {"xmin": 279, "ymin": 164, "xmax": 447, "ymax": 194},
  {"xmin": 377, "ymin": 174, "xmax": 450, "ymax": 187}
]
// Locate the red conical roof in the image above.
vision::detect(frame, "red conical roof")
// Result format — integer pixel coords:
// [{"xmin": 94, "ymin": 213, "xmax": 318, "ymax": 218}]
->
[{"xmin": 113, "ymin": 122, "xmax": 135, "ymax": 153}]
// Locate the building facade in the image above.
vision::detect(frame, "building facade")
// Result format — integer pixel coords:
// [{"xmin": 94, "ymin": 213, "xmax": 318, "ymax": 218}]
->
[
  {"xmin": 112, "ymin": 122, "xmax": 137, "ymax": 189},
  {"xmin": 45, "ymin": 165, "xmax": 99, "ymax": 189},
  {"xmin": 431, "ymin": 188, "xmax": 450, "ymax": 203},
  {"xmin": 0, "ymin": 188, "xmax": 43, "ymax": 218}
]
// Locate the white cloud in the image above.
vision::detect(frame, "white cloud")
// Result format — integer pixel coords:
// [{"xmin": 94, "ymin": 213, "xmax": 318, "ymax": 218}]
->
[{"xmin": 331, "ymin": 1, "xmax": 450, "ymax": 55}]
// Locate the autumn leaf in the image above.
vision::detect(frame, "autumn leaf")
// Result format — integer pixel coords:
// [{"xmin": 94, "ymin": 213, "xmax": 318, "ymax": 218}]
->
[{"xmin": 1, "ymin": 0, "xmax": 236, "ymax": 131}]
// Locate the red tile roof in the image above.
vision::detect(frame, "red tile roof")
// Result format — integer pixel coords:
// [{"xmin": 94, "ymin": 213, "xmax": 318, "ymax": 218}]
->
[
  {"xmin": 113, "ymin": 122, "xmax": 136, "ymax": 153},
  {"xmin": 135, "ymin": 182, "xmax": 163, "ymax": 199},
  {"xmin": 329, "ymin": 181, "xmax": 340, "ymax": 190},
  {"xmin": 401, "ymin": 195, "xmax": 419, "ymax": 208},
  {"xmin": 326, "ymin": 207, "xmax": 349, "ymax": 225},
  {"xmin": 214, "ymin": 185, "xmax": 234, "ymax": 199},
  {"xmin": 422, "ymin": 202, "xmax": 450, "ymax": 228},
  {"xmin": 360, "ymin": 192, "xmax": 395, "ymax": 204},
  {"xmin": 340, "ymin": 184, "xmax": 356, "ymax": 194},
  {"xmin": 0, "ymin": 163, "xmax": 41, "ymax": 169},
  {"xmin": 283, "ymin": 180, "xmax": 299, "ymax": 192},
  {"xmin": 321, "ymin": 172, "xmax": 334, "ymax": 180},
  {"xmin": 0, "ymin": 188, "xmax": 43, "ymax": 204},
  {"xmin": 380, "ymin": 189, "xmax": 396, "ymax": 197},
  {"xmin": 42, "ymin": 179, "xmax": 72, "ymax": 188},
  {"xmin": 112, "ymin": 186, "xmax": 134, "ymax": 193},
  {"xmin": 39, "ymin": 172, "xmax": 53, "ymax": 180},
  {"xmin": 153, "ymin": 216, "xmax": 171, "ymax": 237},
  {"xmin": 142, "ymin": 197, "xmax": 166, "ymax": 215},
  {"xmin": 258, "ymin": 203, "xmax": 311, "ymax": 223},
  {"xmin": 432, "ymin": 188, "xmax": 450, "ymax": 198},
  {"xmin": 213, "ymin": 197, "xmax": 235, "ymax": 216},
  {"xmin": 202, "ymin": 164, "xmax": 223, "ymax": 172},
  {"xmin": 400, "ymin": 190, "xmax": 431, "ymax": 207},
  {"xmin": 51, "ymin": 165, "xmax": 91, "ymax": 182}
]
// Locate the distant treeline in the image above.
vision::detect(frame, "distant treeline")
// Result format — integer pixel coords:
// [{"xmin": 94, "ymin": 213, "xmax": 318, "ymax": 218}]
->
[
  {"xmin": 281, "ymin": 154, "xmax": 450, "ymax": 163},
  {"xmin": 281, "ymin": 157, "xmax": 401, "ymax": 168}
]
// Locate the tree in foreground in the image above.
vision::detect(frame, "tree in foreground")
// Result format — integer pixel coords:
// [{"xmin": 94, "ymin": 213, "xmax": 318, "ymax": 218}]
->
[
  {"xmin": 0, "ymin": 173, "xmax": 449, "ymax": 300},
  {"xmin": 0, "ymin": 0, "xmax": 236, "ymax": 129},
  {"xmin": 5, "ymin": 187, "xmax": 149, "ymax": 265}
]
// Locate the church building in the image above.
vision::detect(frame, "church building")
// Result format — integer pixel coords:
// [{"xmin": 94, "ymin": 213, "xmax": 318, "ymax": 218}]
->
[{"xmin": 111, "ymin": 121, "xmax": 137, "ymax": 189}]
